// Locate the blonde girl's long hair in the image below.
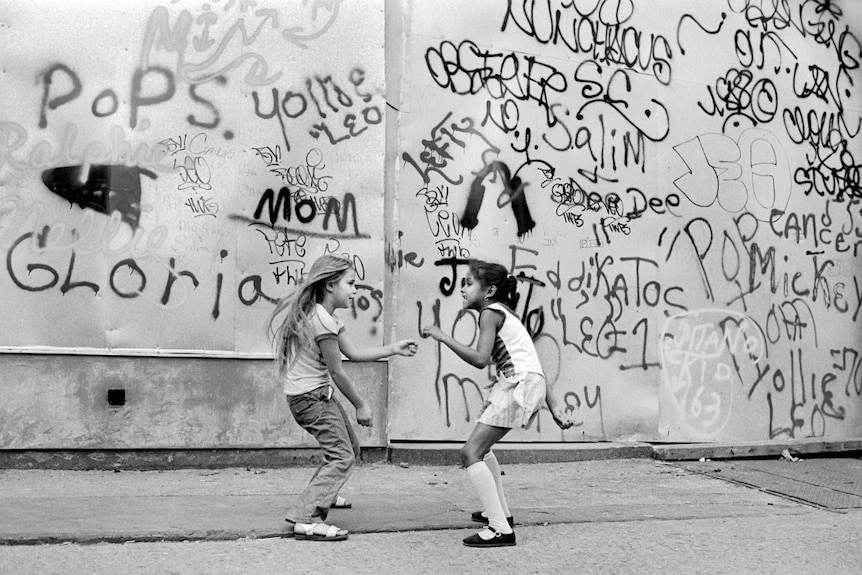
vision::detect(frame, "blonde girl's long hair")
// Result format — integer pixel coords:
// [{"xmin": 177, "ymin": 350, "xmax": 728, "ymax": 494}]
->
[{"xmin": 266, "ymin": 255, "xmax": 354, "ymax": 375}]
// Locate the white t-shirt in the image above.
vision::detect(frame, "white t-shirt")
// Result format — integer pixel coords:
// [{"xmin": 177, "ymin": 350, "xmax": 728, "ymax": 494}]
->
[{"xmin": 283, "ymin": 303, "xmax": 344, "ymax": 396}]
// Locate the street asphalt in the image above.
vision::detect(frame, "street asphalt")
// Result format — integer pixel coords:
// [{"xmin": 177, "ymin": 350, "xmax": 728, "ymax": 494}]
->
[{"xmin": 2, "ymin": 441, "xmax": 860, "ymax": 546}]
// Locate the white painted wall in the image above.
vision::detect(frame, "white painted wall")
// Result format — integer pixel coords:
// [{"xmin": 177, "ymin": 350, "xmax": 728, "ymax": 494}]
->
[
  {"xmin": 1, "ymin": 1, "xmax": 860, "ymax": 449},
  {"xmin": 389, "ymin": 0, "xmax": 862, "ymax": 443}
]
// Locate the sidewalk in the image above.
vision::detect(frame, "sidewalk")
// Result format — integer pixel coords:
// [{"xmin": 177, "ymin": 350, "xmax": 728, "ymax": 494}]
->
[{"xmin": 5, "ymin": 448, "xmax": 855, "ymax": 546}]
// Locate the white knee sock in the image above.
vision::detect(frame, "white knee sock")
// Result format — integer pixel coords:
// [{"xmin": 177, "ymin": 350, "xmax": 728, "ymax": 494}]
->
[
  {"xmin": 484, "ymin": 451, "xmax": 511, "ymax": 517},
  {"xmin": 467, "ymin": 461, "xmax": 513, "ymax": 534}
]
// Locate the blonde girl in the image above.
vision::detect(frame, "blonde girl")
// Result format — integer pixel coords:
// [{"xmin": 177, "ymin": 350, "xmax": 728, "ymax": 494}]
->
[
  {"xmin": 268, "ymin": 255, "xmax": 417, "ymax": 541},
  {"xmin": 422, "ymin": 259, "xmax": 572, "ymax": 547}
]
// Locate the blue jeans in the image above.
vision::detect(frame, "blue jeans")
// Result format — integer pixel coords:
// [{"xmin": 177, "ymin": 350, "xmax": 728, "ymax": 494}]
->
[{"xmin": 285, "ymin": 386, "xmax": 360, "ymax": 523}]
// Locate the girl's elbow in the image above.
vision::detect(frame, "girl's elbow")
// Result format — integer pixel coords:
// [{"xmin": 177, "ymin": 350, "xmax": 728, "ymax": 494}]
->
[{"xmin": 328, "ymin": 368, "xmax": 349, "ymax": 383}]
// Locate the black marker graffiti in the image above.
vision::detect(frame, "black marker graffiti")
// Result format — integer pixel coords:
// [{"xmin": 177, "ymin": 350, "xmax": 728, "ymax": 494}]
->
[
  {"xmin": 251, "ymin": 188, "xmax": 366, "ymax": 238},
  {"xmin": 502, "ymin": 0, "xmax": 673, "ymax": 85},
  {"xmin": 251, "ymin": 69, "xmax": 381, "ymax": 152}
]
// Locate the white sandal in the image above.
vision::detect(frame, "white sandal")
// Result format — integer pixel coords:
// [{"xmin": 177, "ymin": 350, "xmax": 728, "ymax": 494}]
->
[{"xmin": 293, "ymin": 522, "xmax": 348, "ymax": 541}]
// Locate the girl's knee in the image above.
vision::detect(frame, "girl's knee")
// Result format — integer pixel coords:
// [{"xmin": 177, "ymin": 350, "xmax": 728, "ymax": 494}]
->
[
  {"xmin": 344, "ymin": 451, "xmax": 356, "ymax": 470},
  {"xmin": 333, "ymin": 450, "xmax": 356, "ymax": 472},
  {"xmin": 460, "ymin": 444, "xmax": 482, "ymax": 467}
]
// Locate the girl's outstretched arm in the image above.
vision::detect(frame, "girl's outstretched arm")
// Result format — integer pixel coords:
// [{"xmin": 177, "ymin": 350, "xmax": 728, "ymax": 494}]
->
[
  {"xmin": 422, "ymin": 309, "xmax": 502, "ymax": 368},
  {"xmin": 319, "ymin": 337, "xmax": 373, "ymax": 426},
  {"xmin": 338, "ymin": 332, "xmax": 418, "ymax": 361}
]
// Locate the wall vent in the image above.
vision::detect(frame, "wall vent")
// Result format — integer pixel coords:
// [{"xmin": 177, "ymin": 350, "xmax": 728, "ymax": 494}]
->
[{"xmin": 107, "ymin": 389, "xmax": 126, "ymax": 406}]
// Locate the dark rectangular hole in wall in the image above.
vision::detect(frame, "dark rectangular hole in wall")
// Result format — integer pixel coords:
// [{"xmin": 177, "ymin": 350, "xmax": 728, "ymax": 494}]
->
[{"xmin": 107, "ymin": 389, "xmax": 126, "ymax": 406}]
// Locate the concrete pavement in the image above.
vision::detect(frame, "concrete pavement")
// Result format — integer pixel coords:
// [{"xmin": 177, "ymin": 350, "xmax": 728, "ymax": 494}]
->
[{"xmin": 3, "ymin": 442, "xmax": 860, "ymax": 546}]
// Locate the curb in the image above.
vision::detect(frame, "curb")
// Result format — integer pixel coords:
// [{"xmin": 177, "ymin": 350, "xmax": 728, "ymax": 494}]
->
[
  {"xmin": 0, "ymin": 448, "xmax": 388, "ymax": 471},
  {"xmin": 1, "ymin": 439, "xmax": 860, "ymax": 470},
  {"xmin": 389, "ymin": 442, "xmax": 654, "ymax": 466},
  {"xmin": 652, "ymin": 438, "xmax": 862, "ymax": 461}
]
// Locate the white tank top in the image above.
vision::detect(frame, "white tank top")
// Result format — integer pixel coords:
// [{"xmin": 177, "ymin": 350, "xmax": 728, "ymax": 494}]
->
[{"xmin": 484, "ymin": 302, "xmax": 544, "ymax": 378}]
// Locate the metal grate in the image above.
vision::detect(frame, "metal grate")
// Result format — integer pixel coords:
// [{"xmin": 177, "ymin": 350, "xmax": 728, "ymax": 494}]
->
[{"xmin": 677, "ymin": 457, "xmax": 862, "ymax": 510}]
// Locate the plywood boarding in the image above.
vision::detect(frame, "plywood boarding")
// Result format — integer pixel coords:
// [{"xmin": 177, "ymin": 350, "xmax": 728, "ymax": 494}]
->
[
  {"xmin": 389, "ymin": 0, "xmax": 862, "ymax": 441},
  {"xmin": 0, "ymin": 0, "xmax": 386, "ymax": 355}
]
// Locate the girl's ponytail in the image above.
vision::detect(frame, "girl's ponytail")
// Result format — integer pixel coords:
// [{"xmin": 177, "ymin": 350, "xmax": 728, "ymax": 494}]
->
[{"xmin": 503, "ymin": 274, "xmax": 520, "ymax": 310}]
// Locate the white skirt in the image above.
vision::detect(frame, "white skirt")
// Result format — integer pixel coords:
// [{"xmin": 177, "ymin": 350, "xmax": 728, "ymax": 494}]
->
[{"xmin": 477, "ymin": 371, "xmax": 546, "ymax": 429}]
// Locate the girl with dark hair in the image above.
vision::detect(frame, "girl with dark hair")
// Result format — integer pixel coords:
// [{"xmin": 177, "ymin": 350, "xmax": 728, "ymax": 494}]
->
[
  {"xmin": 268, "ymin": 255, "xmax": 418, "ymax": 541},
  {"xmin": 422, "ymin": 259, "xmax": 573, "ymax": 547}
]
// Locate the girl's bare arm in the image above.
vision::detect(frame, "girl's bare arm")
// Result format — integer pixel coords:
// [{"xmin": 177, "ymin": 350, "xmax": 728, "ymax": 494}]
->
[
  {"xmin": 338, "ymin": 332, "xmax": 418, "ymax": 362},
  {"xmin": 319, "ymin": 337, "xmax": 372, "ymax": 426},
  {"xmin": 422, "ymin": 309, "xmax": 501, "ymax": 368}
]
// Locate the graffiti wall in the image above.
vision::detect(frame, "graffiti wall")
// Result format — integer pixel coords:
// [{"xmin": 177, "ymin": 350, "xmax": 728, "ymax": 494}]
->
[
  {"xmin": 0, "ymin": 0, "xmax": 386, "ymax": 355},
  {"xmin": 390, "ymin": 0, "xmax": 862, "ymax": 442},
  {"xmin": 2, "ymin": 0, "xmax": 861, "ymax": 450}
]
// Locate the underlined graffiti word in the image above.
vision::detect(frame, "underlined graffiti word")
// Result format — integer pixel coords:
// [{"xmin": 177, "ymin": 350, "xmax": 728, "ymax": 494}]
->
[
  {"xmin": 250, "ymin": 187, "xmax": 367, "ymax": 238},
  {"xmin": 172, "ymin": 155, "xmax": 212, "ymax": 191},
  {"xmin": 184, "ymin": 195, "xmax": 219, "ymax": 218}
]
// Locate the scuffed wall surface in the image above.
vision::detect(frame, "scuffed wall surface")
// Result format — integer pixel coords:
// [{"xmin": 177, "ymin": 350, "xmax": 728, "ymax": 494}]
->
[
  {"xmin": 390, "ymin": 0, "xmax": 862, "ymax": 442},
  {"xmin": 0, "ymin": 355, "xmax": 387, "ymax": 448}
]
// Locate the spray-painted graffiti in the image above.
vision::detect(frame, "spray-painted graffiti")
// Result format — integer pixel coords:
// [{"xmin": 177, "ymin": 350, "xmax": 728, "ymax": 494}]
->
[
  {"xmin": 0, "ymin": 0, "xmax": 387, "ymax": 356},
  {"xmin": 251, "ymin": 69, "xmax": 381, "ymax": 152},
  {"xmin": 660, "ymin": 309, "xmax": 766, "ymax": 437},
  {"xmin": 395, "ymin": 0, "xmax": 862, "ymax": 442},
  {"xmin": 672, "ymin": 129, "xmax": 792, "ymax": 221},
  {"xmin": 41, "ymin": 164, "xmax": 157, "ymax": 230},
  {"xmin": 2, "ymin": 0, "xmax": 861, "ymax": 443},
  {"xmin": 502, "ymin": 0, "xmax": 674, "ymax": 85}
]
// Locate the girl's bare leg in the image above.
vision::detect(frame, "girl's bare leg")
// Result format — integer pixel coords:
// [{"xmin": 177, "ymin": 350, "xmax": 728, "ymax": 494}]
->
[
  {"xmin": 461, "ymin": 423, "xmax": 513, "ymax": 535},
  {"xmin": 460, "ymin": 422, "xmax": 509, "ymax": 467}
]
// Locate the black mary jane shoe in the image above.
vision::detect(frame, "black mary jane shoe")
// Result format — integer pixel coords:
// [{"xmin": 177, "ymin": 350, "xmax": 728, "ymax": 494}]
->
[
  {"xmin": 462, "ymin": 528, "xmax": 516, "ymax": 547},
  {"xmin": 470, "ymin": 510, "xmax": 515, "ymax": 526}
]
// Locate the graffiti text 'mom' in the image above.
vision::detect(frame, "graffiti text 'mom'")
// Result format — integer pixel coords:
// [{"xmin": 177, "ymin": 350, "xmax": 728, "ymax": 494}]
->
[{"xmin": 253, "ymin": 187, "xmax": 363, "ymax": 236}]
